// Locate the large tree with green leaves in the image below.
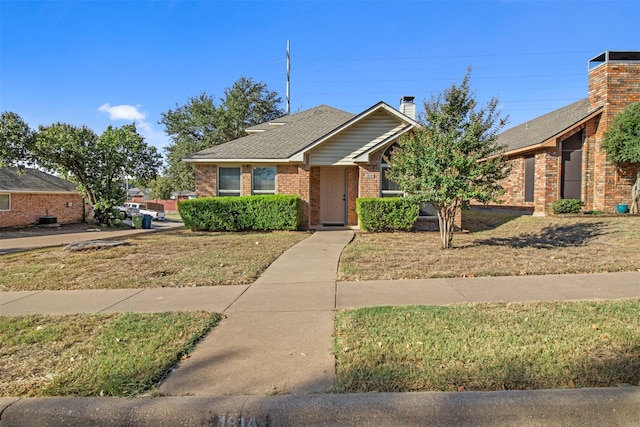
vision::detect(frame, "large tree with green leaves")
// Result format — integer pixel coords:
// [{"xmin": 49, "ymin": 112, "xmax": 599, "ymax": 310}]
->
[
  {"xmin": 386, "ymin": 70, "xmax": 510, "ymax": 249},
  {"xmin": 0, "ymin": 112, "xmax": 162, "ymax": 226},
  {"xmin": 0, "ymin": 111, "xmax": 35, "ymax": 170},
  {"xmin": 602, "ymin": 101, "xmax": 640, "ymax": 214},
  {"xmin": 161, "ymin": 77, "xmax": 283, "ymax": 191}
]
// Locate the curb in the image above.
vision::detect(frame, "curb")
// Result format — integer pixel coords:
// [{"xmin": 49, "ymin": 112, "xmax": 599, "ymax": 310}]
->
[{"xmin": 1, "ymin": 387, "xmax": 639, "ymax": 426}]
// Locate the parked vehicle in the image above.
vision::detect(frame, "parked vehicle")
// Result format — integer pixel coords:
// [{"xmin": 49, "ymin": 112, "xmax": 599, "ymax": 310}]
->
[
  {"xmin": 123, "ymin": 202, "xmax": 166, "ymax": 221},
  {"xmin": 115, "ymin": 205, "xmax": 139, "ymax": 218}
]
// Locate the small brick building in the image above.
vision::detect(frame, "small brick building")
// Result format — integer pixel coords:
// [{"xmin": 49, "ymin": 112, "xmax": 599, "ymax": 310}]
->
[
  {"xmin": 0, "ymin": 168, "xmax": 86, "ymax": 228},
  {"xmin": 184, "ymin": 99, "xmax": 448, "ymax": 230},
  {"xmin": 495, "ymin": 51, "xmax": 640, "ymax": 214}
]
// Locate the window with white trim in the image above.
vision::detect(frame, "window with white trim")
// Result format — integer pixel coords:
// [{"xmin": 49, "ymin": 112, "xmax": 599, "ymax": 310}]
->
[
  {"xmin": 252, "ymin": 167, "xmax": 276, "ymax": 194},
  {"xmin": 218, "ymin": 167, "xmax": 241, "ymax": 196},
  {"xmin": 0, "ymin": 194, "xmax": 10, "ymax": 211}
]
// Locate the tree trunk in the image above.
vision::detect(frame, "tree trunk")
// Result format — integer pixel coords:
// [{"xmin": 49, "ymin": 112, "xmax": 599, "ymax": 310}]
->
[
  {"xmin": 631, "ymin": 167, "xmax": 640, "ymax": 215},
  {"xmin": 437, "ymin": 201, "xmax": 458, "ymax": 249}
]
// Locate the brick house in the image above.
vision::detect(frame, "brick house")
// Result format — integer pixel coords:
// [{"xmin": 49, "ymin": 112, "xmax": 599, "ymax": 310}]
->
[
  {"xmin": 184, "ymin": 98, "xmax": 447, "ymax": 230},
  {"xmin": 495, "ymin": 51, "xmax": 640, "ymax": 214},
  {"xmin": 0, "ymin": 167, "xmax": 86, "ymax": 228}
]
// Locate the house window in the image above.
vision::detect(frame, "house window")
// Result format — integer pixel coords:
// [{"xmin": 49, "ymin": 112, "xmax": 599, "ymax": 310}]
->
[
  {"xmin": 524, "ymin": 155, "xmax": 535, "ymax": 203},
  {"xmin": 0, "ymin": 194, "xmax": 9, "ymax": 211},
  {"xmin": 380, "ymin": 164, "xmax": 403, "ymax": 197},
  {"xmin": 218, "ymin": 167, "xmax": 241, "ymax": 196},
  {"xmin": 252, "ymin": 167, "xmax": 276, "ymax": 194}
]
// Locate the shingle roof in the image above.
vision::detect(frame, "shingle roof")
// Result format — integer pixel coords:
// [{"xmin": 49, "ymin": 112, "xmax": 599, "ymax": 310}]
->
[
  {"xmin": 0, "ymin": 168, "xmax": 78, "ymax": 193},
  {"xmin": 185, "ymin": 105, "xmax": 356, "ymax": 161},
  {"xmin": 497, "ymin": 98, "xmax": 598, "ymax": 153}
]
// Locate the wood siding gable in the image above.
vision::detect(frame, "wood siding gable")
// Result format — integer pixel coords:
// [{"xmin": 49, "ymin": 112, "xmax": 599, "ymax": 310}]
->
[{"xmin": 308, "ymin": 110, "xmax": 407, "ymax": 166}]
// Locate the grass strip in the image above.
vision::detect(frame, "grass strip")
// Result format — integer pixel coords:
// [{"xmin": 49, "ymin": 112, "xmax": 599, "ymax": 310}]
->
[
  {"xmin": 0, "ymin": 312, "xmax": 220, "ymax": 397},
  {"xmin": 334, "ymin": 299, "xmax": 640, "ymax": 392}
]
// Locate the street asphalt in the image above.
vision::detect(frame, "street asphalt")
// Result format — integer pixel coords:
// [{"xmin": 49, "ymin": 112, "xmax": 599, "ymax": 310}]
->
[{"xmin": 0, "ymin": 226, "xmax": 639, "ymax": 426}]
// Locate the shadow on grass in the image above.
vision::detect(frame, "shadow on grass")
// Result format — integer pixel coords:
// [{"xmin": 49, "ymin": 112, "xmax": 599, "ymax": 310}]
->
[
  {"xmin": 473, "ymin": 221, "xmax": 606, "ymax": 249},
  {"xmin": 461, "ymin": 210, "xmax": 522, "ymax": 232},
  {"xmin": 335, "ymin": 343, "xmax": 640, "ymax": 392}
]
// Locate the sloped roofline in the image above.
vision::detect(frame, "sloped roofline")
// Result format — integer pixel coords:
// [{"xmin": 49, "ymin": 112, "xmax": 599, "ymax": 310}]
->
[
  {"xmin": 502, "ymin": 107, "xmax": 603, "ymax": 156},
  {"xmin": 288, "ymin": 101, "xmax": 420, "ymax": 162}
]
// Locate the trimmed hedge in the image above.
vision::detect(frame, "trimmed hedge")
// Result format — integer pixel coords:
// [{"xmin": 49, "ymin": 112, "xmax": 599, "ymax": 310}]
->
[
  {"xmin": 178, "ymin": 195, "xmax": 301, "ymax": 231},
  {"xmin": 356, "ymin": 197, "xmax": 420, "ymax": 232},
  {"xmin": 551, "ymin": 199, "xmax": 584, "ymax": 214}
]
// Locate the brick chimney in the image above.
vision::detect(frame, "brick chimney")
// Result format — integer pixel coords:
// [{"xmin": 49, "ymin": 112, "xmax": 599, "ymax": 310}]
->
[
  {"xmin": 588, "ymin": 51, "xmax": 640, "ymax": 123},
  {"xmin": 399, "ymin": 96, "xmax": 416, "ymax": 120}
]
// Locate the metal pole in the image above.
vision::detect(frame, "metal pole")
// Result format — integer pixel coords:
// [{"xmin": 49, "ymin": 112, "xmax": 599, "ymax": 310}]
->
[{"xmin": 286, "ymin": 40, "xmax": 290, "ymax": 115}]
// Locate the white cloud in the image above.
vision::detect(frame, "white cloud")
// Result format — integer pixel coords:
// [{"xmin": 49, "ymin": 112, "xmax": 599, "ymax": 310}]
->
[
  {"xmin": 98, "ymin": 102, "xmax": 169, "ymax": 152},
  {"xmin": 98, "ymin": 103, "xmax": 146, "ymax": 121}
]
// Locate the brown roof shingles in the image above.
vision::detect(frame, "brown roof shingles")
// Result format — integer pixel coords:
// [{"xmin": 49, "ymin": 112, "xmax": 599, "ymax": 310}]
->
[
  {"xmin": 185, "ymin": 105, "xmax": 355, "ymax": 161},
  {"xmin": 497, "ymin": 98, "xmax": 598, "ymax": 153},
  {"xmin": 0, "ymin": 168, "xmax": 78, "ymax": 193}
]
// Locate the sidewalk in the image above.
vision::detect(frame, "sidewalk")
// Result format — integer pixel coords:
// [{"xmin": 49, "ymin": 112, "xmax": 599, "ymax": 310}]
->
[{"xmin": 1, "ymin": 229, "xmax": 639, "ymax": 425}]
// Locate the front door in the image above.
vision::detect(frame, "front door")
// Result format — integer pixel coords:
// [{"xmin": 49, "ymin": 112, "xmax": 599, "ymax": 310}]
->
[{"xmin": 320, "ymin": 168, "xmax": 346, "ymax": 225}]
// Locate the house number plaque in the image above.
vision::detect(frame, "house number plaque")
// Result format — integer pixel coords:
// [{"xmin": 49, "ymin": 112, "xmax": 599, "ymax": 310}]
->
[{"xmin": 364, "ymin": 173, "xmax": 375, "ymax": 179}]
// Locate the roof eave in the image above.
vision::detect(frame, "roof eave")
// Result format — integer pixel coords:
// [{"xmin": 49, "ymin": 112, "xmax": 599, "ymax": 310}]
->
[
  {"xmin": 288, "ymin": 101, "xmax": 420, "ymax": 160},
  {"xmin": 502, "ymin": 107, "xmax": 603, "ymax": 157},
  {"xmin": 353, "ymin": 124, "xmax": 416, "ymax": 163}
]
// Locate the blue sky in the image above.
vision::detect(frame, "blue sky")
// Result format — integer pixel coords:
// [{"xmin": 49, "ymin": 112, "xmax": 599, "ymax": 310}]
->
[{"xmin": 1, "ymin": 0, "xmax": 639, "ymax": 157}]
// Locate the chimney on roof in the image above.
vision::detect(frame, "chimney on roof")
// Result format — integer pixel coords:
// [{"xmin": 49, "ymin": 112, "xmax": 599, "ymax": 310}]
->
[
  {"xmin": 399, "ymin": 96, "xmax": 416, "ymax": 120},
  {"xmin": 588, "ymin": 51, "xmax": 640, "ymax": 118}
]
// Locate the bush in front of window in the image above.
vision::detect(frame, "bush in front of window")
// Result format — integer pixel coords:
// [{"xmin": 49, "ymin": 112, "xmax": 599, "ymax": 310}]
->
[
  {"xmin": 356, "ymin": 197, "xmax": 420, "ymax": 232},
  {"xmin": 178, "ymin": 195, "xmax": 301, "ymax": 231},
  {"xmin": 551, "ymin": 199, "xmax": 584, "ymax": 215}
]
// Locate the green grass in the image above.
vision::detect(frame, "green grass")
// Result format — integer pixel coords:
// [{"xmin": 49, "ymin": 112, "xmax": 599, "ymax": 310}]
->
[
  {"xmin": 334, "ymin": 299, "xmax": 640, "ymax": 392},
  {"xmin": 0, "ymin": 312, "xmax": 220, "ymax": 397}
]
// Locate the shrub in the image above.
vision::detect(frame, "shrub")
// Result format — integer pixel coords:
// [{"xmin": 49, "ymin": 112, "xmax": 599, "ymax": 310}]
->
[
  {"xmin": 356, "ymin": 198, "xmax": 420, "ymax": 232},
  {"xmin": 178, "ymin": 195, "xmax": 301, "ymax": 231},
  {"xmin": 551, "ymin": 199, "xmax": 584, "ymax": 214}
]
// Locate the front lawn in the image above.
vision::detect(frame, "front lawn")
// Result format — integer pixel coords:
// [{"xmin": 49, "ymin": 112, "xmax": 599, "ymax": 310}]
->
[
  {"xmin": 0, "ymin": 229, "xmax": 309, "ymax": 291},
  {"xmin": 339, "ymin": 212, "xmax": 640, "ymax": 280},
  {"xmin": 334, "ymin": 299, "xmax": 640, "ymax": 392},
  {"xmin": 0, "ymin": 312, "xmax": 220, "ymax": 397}
]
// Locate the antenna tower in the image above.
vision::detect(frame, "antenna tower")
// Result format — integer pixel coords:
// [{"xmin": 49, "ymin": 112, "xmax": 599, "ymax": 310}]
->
[{"xmin": 286, "ymin": 40, "xmax": 290, "ymax": 115}]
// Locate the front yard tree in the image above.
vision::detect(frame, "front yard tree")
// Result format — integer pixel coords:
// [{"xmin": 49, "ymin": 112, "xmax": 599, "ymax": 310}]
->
[
  {"xmin": 0, "ymin": 111, "xmax": 35, "ymax": 170},
  {"xmin": 35, "ymin": 123, "xmax": 161, "ymax": 225},
  {"xmin": 602, "ymin": 101, "xmax": 640, "ymax": 214},
  {"xmin": 386, "ymin": 70, "xmax": 509, "ymax": 249},
  {"xmin": 161, "ymin": 77, "xmax": 283, "ymax": 191}
]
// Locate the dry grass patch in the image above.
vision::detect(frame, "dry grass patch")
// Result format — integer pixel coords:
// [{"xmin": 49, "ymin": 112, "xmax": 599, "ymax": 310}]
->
[
  {"xmin": 0, "ymin": 312, "xmax": 220, "ymax": 397},
  {"xmin": 0, "ymin": 229, "xmax": 309, "ymax": 291},
  {"xmin": 335, "ymin": 299, "xmax": 640, "ymax": 392},
  {"xmin": 339, "ymin": 213, "xmax": 640, "ymax": 280}
]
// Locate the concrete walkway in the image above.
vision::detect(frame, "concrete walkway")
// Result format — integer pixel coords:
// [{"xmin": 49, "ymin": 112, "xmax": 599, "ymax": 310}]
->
[{"xmin": 1, "ymin": 229, "xmax": 640, "ymax": 425}]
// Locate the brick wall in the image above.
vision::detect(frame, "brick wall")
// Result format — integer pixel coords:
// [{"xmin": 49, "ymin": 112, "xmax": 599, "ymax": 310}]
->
[
  {"xmin": 359, "ymin": 149, "xmax": 383, "ymax": 198},
  {"xmin": 195, "ymin": 165, "xmax": 217, "ymax": 196},
  {"xmin": 0, "ymin": 193, "xmax": 86, "ymax": 228},
  {"xmin": 589, "ymin": 62, "xmax": 640, "ymax": 212},
  {"xmin": 346, "ymin": 167, "xmax": 359, "ymax": 225}
]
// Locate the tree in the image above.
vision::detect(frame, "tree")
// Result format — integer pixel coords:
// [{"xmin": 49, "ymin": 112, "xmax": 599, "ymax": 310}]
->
[
  {"xmin": 161, "ymin": 77, "xmax": 283, "ymax": 191},
  {"xmin": 149, "ymin": 175, "xmax": 173, "ymax": 200},
  {"xmin": 386, "ymin": 70, "xmax": 510, "ymax": 249},
  {"xmin": 33, "ymin": 122, "xmax": 161, "ymax": 225},
  {"xmin": 602, "ymin": 101, "xmax": 640, "ymax": 214},
  {"xmin": 0, "ymin": 111, "xmax": 35, "ymax": 170}
]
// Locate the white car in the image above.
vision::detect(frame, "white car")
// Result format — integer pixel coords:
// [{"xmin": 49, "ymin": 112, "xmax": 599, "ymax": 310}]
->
[{"xmin": 123, "ymin": 202, "xmax": 166, "ymax": 221}]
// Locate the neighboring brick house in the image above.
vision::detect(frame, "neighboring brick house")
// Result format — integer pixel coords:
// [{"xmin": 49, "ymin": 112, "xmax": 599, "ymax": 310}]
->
[
  {"xmin": 495, "ymin": 51, "xmax": 640, "ymax": 214},
  {"xmin": 0, "ymin": 168, "xmax": 86, "ymax": 228},
  {"xmin": 184, "ymin": 98, "xmax": 447, "ymax": 230}
]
